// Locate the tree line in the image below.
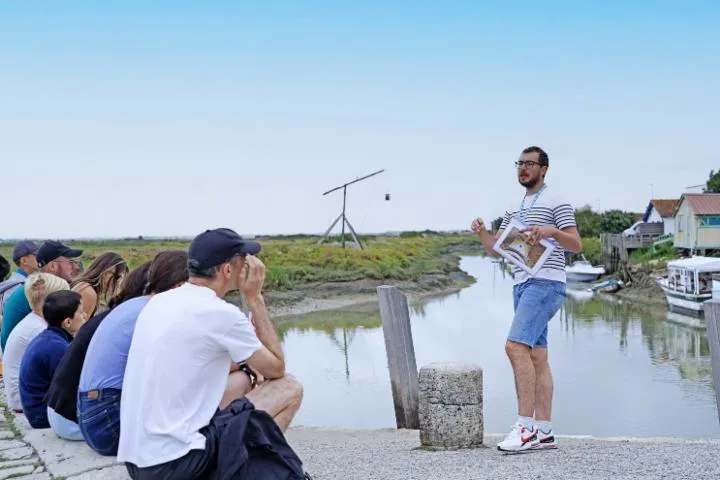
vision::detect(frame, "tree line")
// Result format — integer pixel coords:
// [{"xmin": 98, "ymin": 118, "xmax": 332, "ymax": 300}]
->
[{"xmin": 491, "ymin": 207, "xmax": 636, "ymax": 238}]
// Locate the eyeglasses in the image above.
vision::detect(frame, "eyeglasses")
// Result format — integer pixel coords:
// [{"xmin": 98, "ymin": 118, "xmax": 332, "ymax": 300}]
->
[{"xmin": 515, "ymin": 160, "xmax": 543, "ymax": 168}]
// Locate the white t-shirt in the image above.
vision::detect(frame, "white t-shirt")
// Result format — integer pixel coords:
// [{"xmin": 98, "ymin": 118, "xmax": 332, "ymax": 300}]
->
[
  {"xmin": 499, "ymin": 185, "xmax": 577, "ymax": 285},
  {"xmin": 117, "ymin": 282, "xmax": 263, "ymax": 468},
  {"xmin": 3, "ymin": 312, "xmax": 46, "ymax": 410}
]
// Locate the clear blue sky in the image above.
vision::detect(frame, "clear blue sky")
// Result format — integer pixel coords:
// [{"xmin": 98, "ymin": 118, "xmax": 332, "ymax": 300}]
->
[{"xmin": 1, "ymin": 1, "xmax": 718, "ymax": 238}]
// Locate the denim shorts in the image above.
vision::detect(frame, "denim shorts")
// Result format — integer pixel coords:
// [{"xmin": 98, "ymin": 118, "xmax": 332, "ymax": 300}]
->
[
  {"xmin": 508, "ymin": 279, "xmax": 566, "ymax": 348},
  {"xmin": 77, "ymin": 388, "xmax": 122, "ymax": 456}
]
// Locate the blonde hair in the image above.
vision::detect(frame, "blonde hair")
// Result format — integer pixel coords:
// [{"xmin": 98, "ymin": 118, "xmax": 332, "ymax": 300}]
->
[{"xmin": 24, "ymin": 273, "xmax": 70, "ymax": 312}]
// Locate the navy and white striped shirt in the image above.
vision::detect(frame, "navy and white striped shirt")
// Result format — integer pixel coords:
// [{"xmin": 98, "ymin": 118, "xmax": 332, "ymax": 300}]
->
[{"xmin": 499, "ymin": 186, "xmax": 576, "ymax": 284}]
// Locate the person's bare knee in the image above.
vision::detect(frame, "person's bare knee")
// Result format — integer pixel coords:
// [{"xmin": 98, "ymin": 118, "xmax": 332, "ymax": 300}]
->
[
  {"xmin": 505, "ymin": 340, "xmax": 531, "ymax": 361},
  {"xmin": 281, "ymin": 373, "xmax": 303, "ymax": 407},
  {"xmin": 530, "ymin": 347, "xmax": 548, "ymax": 367},
  {"xmin": 247, "ymin": 373, "xmax": 304, "ymax": 417}
]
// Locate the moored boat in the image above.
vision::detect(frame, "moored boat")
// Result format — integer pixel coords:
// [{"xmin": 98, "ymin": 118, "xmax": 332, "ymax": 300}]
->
[
  {"xmin": 566, "ymin": 257, "xmax": 606, "ymax": 282},
  {"xmin": 658, "ymin": 256, "xmax": 720, "ymax": 316}
]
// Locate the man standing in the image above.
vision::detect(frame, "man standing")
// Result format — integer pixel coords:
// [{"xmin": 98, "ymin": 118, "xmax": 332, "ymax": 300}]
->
[
  {"xmin": 118, "ymin": 228, "xmax": 303, "ymax": 479},
  {"xmin": 0, "ymin": 241, "xmax": 39, "ymax": 316},
  {"xmin": 0, "ymin": 240, "xmax": 82, "ymax": 351},
  {"xmin": 472, "ymin": 146, "xmax": 581, "ymax": 452}
]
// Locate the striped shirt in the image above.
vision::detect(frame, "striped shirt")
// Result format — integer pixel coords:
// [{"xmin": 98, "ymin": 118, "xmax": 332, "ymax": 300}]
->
[{"xmin": 499, "ymin": 185, "xmax": 576, "ymax": 284}]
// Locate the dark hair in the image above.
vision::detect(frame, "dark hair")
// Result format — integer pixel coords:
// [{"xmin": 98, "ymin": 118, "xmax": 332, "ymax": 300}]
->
[
  {"xmin": 71, "ymin": 252, "xmax": 129, "ymax": 298},
  {"xmin": 188, "ymin": 259, "xmax": 219, "ymax": 279},
  {"xmin": 43, "ymin": 290, "xmax": 82, "ymax": 328},
  {"xmin": 522, "ymin": 146, "xmax": 549, "ymax": 167},
  {"xmin": 0, "ymin": 254, "xmax": 9, "ymax": 281},
  {"xmin": 107, "ymin": 261, "xmax": 152, "ymax": 309},
  {"xmin": 146, "ymin": 250, "xmax": 189, "ymax": 294}
]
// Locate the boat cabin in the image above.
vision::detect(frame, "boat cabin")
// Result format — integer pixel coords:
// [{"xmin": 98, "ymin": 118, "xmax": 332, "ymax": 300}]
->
[{"xmin": 665, "ymin": 256, "xmax": 720, "ymax": 296}]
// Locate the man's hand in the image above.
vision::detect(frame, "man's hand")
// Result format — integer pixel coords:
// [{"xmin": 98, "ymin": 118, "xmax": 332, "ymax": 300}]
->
[
  {"xmin": 521, "ymin": 225, "xmax": 558, "ymax": 245},
  {"xmin": 238, "ymin": 255, "xmax": 265, "ymax": 300},
  {"xmin": 471, "ymin": 218, "xmax": 486, "ymax": 236}
]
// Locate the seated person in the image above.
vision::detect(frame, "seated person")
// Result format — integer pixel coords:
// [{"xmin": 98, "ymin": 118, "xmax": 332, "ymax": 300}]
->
[
  {"xmin": 3, "ymin": 273, "xmax": 70, "ymax": 413},
  {"xmin": 71, "ymin": 252, "xmax": 128, "ymax": 318},
  {"xmin": 19, "ymin": 290, "xmax": 87, "ymax": 434},
  {"xmin": 1, "ymin": 240, "xmax": 82, "ymax": 351},
  {"xmin": 117, "ymin": 228, "xmax": 303, "ymax": 479},
  {"xmin": 44, "ymin": 261, "xmax": 152, "ymax": 425},
  {"xmin": 78, "ymin": 251, "xmax": 189, "ymax": 456}
]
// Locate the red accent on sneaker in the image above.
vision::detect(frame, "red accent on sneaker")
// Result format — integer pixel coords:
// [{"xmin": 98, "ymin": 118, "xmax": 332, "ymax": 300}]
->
[{"xmin": 520, "ymin": 427, "xmax": 536, "ymax": 443}]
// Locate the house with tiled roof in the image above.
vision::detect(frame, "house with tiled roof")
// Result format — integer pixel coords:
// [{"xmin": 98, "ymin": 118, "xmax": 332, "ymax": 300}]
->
[
  {"xmin": 674, "ymin": 193, "xmax": 720, "ymax": 251},
  {"xmin": 643, "ymin": 199, "xmax": 680, "ymax": 235}
]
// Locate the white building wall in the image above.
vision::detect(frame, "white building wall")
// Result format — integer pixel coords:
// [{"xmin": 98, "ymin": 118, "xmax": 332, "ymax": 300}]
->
[{"xmin": 663, "ymin": 216, "xmax": 675, "ymax": 235}]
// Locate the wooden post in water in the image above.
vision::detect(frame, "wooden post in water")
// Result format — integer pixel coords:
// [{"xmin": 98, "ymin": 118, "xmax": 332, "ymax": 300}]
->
[
  {"xmin": 377, "ymin": 285, "xmax": 419, "ymax": 429},
  {"xmin": 705, "ymin": 298, "xmax": 720, "ymax": 421}
]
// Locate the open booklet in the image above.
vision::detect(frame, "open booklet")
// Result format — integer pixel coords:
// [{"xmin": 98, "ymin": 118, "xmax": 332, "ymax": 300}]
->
[{"xmin": 492, "ymin": 218, "xmax": 556, "ymax": 277}]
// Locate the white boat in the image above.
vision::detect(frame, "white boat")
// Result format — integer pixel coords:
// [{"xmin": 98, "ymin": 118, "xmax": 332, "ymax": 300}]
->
[
  {"xmin": 566, "ymin": 257, "xmax": 606, "ymax": 282},
  {"xmin": 658, "ymin": 256, "xmax": 720, "ymax": 315}
]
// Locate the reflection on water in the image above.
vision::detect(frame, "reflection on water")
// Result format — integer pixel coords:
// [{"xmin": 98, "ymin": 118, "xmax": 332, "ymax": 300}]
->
[{"xmin": 279, "ymin": 256, "xmax": 720, "ymax": 438}]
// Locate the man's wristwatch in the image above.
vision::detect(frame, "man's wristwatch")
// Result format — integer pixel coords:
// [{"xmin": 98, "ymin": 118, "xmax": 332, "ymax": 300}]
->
[{"xmin": 237, "ymin": 362, "xmax": 257, "ymax": 388}]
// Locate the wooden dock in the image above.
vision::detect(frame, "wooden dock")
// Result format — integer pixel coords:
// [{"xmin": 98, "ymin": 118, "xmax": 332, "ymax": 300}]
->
[{"xmin": 600, "ymin": 233, "xmax": 661, "ymax": 273}]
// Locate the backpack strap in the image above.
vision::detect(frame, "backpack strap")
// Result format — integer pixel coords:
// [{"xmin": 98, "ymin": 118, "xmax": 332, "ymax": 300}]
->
[{"xmin": 0, "ymin": 279, "xmax": 24, "ymax": 296}]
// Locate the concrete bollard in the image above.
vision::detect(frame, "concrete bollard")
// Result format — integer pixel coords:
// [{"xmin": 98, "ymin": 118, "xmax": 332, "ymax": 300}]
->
[{"xmin": 418, "ymin": 362, "xmax": 483, "ymax": 449}]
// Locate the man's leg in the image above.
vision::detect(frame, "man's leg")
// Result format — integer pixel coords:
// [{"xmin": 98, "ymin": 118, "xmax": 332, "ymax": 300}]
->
[
  {"xmin": 246, "ymin": 374, "xmax": 304, "ymax": 432},
  {"xmin": 498, "ymin": 281, "xmax": 556, "ymax": 451},
  {"xmin": 505, "ymin": 340, "xmax": 535, "ymax": 418},
  {"xmin": 531, "ymin": 346, "xmax": 552, "ymax": 422}
]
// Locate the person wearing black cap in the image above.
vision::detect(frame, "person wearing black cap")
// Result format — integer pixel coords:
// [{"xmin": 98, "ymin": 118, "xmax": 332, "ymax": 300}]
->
[
  {"xmin": 0, "ymin": 240, "xmax": 83, "ymax": 352},
  {"xmin": 118, "ymin": 228, "xmax": 304, "ymax": 479},
  {"xmin": 0, "ymin": 240, "xmax": 39, "ymax": 320}
]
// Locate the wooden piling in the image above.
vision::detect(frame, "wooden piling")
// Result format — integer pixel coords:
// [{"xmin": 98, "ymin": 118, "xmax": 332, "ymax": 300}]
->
[
  {"xmin": 704, "ymin": 298, "xmax": 720, "ymax": 422},
  {"xmin": 377, "ymin": 285, "xmax": 420, "ymax": 429}
]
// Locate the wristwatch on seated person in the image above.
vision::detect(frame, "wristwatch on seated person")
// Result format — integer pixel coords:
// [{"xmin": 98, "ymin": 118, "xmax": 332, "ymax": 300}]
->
[{"xmin": 237, "ymin": 361, "xmax": 257, "ymax": 388}]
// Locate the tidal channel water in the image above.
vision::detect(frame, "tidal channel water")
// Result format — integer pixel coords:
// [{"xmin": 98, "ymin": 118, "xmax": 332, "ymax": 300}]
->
[{"xmin": 278, "ymin": 256, "xmax": 719, "ymax": 438}]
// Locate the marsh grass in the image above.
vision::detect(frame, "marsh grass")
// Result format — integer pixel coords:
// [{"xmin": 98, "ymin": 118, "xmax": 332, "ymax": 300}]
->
[{"xmin": 0, "ymin": 233, "xmax": 479, "ymax": 291}]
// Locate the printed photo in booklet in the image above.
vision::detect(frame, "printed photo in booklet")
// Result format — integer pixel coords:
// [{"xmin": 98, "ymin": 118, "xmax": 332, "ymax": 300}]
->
[{"xmin": 492, "ymin": 218, "xmax": 555, "ymax": 276}]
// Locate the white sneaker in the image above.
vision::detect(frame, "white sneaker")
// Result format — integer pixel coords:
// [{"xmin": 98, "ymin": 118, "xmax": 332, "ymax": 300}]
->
[
  {"xmin": 497, "ymin": 423, "xmax": 539, "ymax": 452},
  {"xmin": 532, "ymin": 429, "xmax": 557, "ymax": 450}
]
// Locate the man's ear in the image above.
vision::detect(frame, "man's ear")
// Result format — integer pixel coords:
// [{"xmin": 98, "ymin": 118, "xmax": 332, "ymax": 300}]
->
[{"xmin": 62, "ymin": 317, "xmax": 72, "ymax": 329}]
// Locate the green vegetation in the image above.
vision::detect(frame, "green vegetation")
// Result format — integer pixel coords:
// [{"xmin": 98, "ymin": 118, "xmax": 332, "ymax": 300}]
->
[
  {"xmin": 0, "ymin": 233, "xmax": 479, "ymax": 291},
  {"xmin": 575, "ymin": 206, "xmax": 636, "ymax": 237},
  {"xmin": 705, "ymin": 169, "xmax": 720, "ymax": 193},
  {"xmin": 629, "ymin": 241, "xmax": 678, "ymax": 265},
  {"xmin": 578, "ymin": 237, "xmax": 601, "ymax": 265}
]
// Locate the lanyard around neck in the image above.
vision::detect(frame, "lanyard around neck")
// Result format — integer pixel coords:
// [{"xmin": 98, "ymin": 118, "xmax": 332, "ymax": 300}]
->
[{"xmin": 519, "ymin": 184, "xmax": 546, "ymax": 222}]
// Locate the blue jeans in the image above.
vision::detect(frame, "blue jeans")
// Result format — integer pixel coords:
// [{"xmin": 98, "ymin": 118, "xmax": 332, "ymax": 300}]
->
[
  {"xmin": 509, "ymin": 279, "xmax": 566, "ymax": 348},
  {"xmin": 77, "ymin": 388, "xmax": 121, "ymax": 456}
]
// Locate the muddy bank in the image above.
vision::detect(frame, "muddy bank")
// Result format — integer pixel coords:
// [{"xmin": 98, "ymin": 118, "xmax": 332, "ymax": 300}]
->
[
  {"xmin": 225, "ymin": 248, "xmax": 479, "ymax": 317},
  {"xmin": 263, "ymin": 270, "xmax": 475, "ymax": 317},
  {"xmin": 615, "ymin": 281, "xmax": 668, "ymax": 307},
  {"xmin": 600, "ymin": 263, "xmax": 669, "ymax": 307}
]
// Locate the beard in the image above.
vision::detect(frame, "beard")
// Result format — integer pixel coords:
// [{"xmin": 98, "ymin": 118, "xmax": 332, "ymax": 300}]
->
[{"xmin": 519, "ymin": 176, "xmax": 538, "ymax": 188}]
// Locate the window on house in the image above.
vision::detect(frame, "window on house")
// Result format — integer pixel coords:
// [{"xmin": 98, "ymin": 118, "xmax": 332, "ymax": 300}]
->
[
  {"xmin": 700, "ymin": 216, "xmax": 720, "ymax": 227},
  {"xmin": 678, "ymin": 215, "xmax": 683, "ymax": 232}
]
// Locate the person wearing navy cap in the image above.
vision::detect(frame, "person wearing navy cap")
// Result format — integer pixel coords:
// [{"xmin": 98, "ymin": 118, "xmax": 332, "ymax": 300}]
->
[
  {"xmin": 1, "ymin": 240, "xmax": 83, "ymax": 352},
  {"xmin": 0, "ymin": 240, "xmax": 40, "ymax": 319},
  {"xmin": 118, "ymin": 227, "xmax": 305, "ymax": 479}
]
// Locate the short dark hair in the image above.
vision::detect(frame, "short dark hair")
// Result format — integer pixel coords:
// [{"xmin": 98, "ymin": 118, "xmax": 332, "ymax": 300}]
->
[
  {"xmin": 522, "ymin": 146, "xmax": 549, "ymax": 167},
  {"xmin": 188, "ymin": 261, "xmax": 219, "ymax": 279},
  {"xmin": 108, "ymin": 261, "xmax": 152, "ymax": 309},
  {"xmin": 146, "ymin": 251, "xmax": 189, "ymax": 294},
  {"xmin": 0, "ymin": 254, "xmax": 10, "ymax": 281},
  {"xmin": 43, "ymin": 290, "xmax": 82, "ymax": 328}
]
